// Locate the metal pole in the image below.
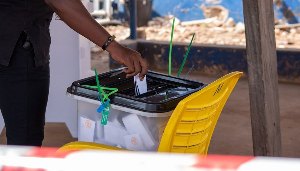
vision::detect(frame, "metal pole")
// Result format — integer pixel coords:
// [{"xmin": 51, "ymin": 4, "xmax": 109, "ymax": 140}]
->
[
  {"xmin": 93, "ymin": 0, "xmax": 99, "ymax": 12},
  {"xmin": 104, "ymin": 0, "xmax": 111, "ymax": 20},
  {"xmin": 129, "ymin": 0, "xmax": 137, "ymax": 39}
]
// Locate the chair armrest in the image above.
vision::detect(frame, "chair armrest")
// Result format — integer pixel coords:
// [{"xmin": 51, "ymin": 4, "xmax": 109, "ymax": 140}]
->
[{"xmin": 58, "ymin": 141, "xmax": 130, "ymax": 151}]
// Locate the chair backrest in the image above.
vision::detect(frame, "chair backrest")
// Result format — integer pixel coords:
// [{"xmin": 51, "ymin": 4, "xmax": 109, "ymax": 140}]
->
[{"xmin": 158, "ymin": 72, "xmax": 243, "ymax": 155}]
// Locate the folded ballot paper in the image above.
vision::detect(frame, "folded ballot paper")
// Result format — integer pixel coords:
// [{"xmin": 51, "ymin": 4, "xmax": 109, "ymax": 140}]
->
[
  {"xmin": 134, "ymin": 73, "xmax": 147, "ymax": 96},
  {"xmin": 104, "ymin": 121, "xmax": 129, "ymax": 148},
  {"xmin": 79, "ymin": 116, "xmax": 95, "ymax": 142},
  {"xmin": 122, "ymin": 114, "xmax": 158, "ymax": 151},
  {"xmin": 124, "ymin": 134, "xmax": 146, "ymax": 151}
]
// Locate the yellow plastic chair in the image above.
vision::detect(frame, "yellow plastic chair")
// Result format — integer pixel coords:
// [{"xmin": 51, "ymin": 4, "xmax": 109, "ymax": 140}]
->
[{"xmin": 59, "ymin": 71, "xmax": 243, "ymax": 155}]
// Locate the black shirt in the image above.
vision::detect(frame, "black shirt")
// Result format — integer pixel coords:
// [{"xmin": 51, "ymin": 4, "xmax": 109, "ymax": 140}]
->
[{"xmin": 0, "ymin": 0, "xmax": 54, "ymax": 66}]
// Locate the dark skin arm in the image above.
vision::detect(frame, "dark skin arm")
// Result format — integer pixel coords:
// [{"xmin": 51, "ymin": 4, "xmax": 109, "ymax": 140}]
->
[{"xmin": 44, "ymin": 0, "xmax": 148, "ymax": 80}]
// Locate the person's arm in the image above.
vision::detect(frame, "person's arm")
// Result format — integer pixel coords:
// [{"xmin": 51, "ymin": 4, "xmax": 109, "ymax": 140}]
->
[{"xmin": 44, "ymin": 0, "xmax": 148, "ymax": 80}]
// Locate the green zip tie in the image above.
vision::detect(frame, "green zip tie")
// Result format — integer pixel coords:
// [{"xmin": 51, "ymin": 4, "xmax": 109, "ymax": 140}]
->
[
  {"xmin": 101, "ymin": 87, "xmax": 118, "ymax": 101},
  {"xmin": 94, "ymin": 68, "xmax": 104, "ymax": 105},
  {"xmin": 169, "ymin": 18, "xmax": 175, "ymax": 76},
  {"xmin": 84, "ymin": 85, "xmax": 118, "ymax": 101},
  {"xmin": 86, "ymin": 69, "xmax": 118, "ymax": 107},
  {"xmin": 177, "ymin": 33, "xmax": 195, "ymax": 77}
]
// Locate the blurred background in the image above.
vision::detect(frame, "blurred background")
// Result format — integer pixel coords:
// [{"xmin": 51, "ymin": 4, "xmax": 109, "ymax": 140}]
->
[{"xmin": 0, "ymin": 0, "xmax": 299, "ymax": 158}]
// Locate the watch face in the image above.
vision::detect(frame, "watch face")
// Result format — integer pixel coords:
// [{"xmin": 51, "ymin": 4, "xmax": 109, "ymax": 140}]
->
[{"xmin": 110, "ymin": 35, "xmax": 116, "ymax": 40}]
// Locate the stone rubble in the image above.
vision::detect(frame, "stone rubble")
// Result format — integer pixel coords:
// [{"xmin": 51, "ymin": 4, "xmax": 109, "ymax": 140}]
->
[{"xmin": 103, "ymin": 16, "xmax": 300, "ymax": 49}]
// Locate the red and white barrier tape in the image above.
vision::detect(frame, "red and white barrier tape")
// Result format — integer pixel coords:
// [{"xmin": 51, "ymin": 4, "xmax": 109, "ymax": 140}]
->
[{"xmin": 0, "ymin": 145, "xmax": 299, "ymax": 171}]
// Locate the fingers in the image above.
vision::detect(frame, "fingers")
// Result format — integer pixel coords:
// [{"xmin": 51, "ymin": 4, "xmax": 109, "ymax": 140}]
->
[
  {"xmin": 122, "ymin": 61, "xmax": 135, "ymax": 75},
  {"xmin": 112, "ymin": 46, "xmax": 148, "ymax": 79},
  {"xmin": 122, "ymin": 53, "xmax": 147, "ymax": 79},
  {"xmin": 126, "ymin": 60, "xmax": 141, "ymax": 78},
  {"xmin": 138, "ymin": 58, "xmax": 148, "ymax": 81}
]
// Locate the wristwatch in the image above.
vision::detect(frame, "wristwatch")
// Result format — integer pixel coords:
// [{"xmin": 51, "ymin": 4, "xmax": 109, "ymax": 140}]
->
[{"xmin": 102, "ymin": 35, "xmax": 116, "ymax": 50}]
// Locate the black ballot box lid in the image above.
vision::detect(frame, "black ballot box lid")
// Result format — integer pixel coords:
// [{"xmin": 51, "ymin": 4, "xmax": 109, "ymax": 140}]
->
[{"xmin": 67, "ymin": 68, "xmax": 207, "ymax": 113}]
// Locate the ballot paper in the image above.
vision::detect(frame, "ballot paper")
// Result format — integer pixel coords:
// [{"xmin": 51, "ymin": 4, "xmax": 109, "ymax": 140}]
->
[
  {"xmin": 79, "ymin": 116, "xmax": 95, "ymax": 142},
  {"xmin": 122, "ymin": 114, "xmax": 156, "ymax": 150},
  {"xmin": 124, "ymin": 134, "xmax": 146, "ymax": 151},
  {"xmin": 104, "ymin": 121, "xmax": 129, "ymax": 148},
  {"xmin": 134, "ymin": 73, "xmax": 147, "ymax": 96}
]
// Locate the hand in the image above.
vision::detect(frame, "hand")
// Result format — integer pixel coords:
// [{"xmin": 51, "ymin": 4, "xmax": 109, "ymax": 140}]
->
[
  {"xmin": 106, "ymin": 41, "xmax": 149, "ymax": 80},
  {"xmin": 44, "ymin": 0, "xmax": 149, "ymax": 79}
]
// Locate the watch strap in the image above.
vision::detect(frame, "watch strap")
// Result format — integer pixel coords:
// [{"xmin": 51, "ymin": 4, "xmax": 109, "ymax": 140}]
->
[{"xmin": 102, "ymin": 35, "xmax": 116, "ymax": 50}]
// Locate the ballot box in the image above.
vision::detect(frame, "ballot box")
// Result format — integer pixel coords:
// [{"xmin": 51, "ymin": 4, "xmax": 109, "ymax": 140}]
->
[{"xmin": 67, "ymin": 68, "xmax": 206, "ymax": 151}]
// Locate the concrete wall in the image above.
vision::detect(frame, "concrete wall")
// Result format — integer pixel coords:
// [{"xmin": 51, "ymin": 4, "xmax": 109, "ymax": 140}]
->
[
  {"xmin": 111, "ymin": 39, "xmax": 300, "ymax": 84},
  {"xmin": 45, "ymin": 19, "xmax": 80, "ymax": 138},
  {"xmin": 46, "ymin": 0, "xmax": 94, "ymax": 138}
]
